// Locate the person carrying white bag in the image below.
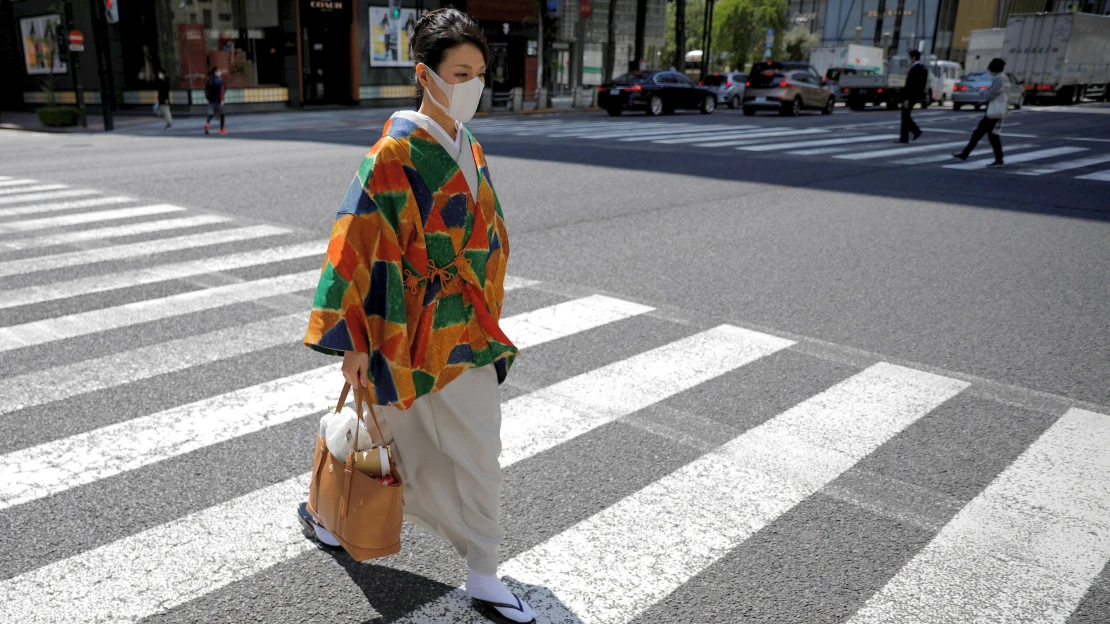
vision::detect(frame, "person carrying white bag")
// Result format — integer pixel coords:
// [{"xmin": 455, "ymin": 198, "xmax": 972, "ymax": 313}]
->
[{"xmin": 952, "ymin": 58, "xmax": 1010, "ymax": 168}]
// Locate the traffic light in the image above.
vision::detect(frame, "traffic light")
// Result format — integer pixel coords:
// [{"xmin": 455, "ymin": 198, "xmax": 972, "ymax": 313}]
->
[
  {"xmin": 388, "ymin": 0, "xmax": 400, "ymax": 19},
  {"xmin": 104, "ymin": 0, "xmax": 120, "ymax": 24}
]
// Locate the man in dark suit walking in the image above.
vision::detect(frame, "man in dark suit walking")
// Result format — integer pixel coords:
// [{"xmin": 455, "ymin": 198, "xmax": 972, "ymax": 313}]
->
[{"xmin": 899, "ymin": 50, "xmax": 928, "ymax": 143}]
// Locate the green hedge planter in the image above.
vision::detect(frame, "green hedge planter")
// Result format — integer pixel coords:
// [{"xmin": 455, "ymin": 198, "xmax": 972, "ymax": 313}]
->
[{"xmin": 37, "ymin": 106, "xmax": 81, "ymax": 127}]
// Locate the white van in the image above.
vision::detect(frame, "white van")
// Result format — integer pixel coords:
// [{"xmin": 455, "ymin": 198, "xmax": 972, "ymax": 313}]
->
[{"xmin": 930, "ymin": 60, "xmax": 963, "ymax": 105}]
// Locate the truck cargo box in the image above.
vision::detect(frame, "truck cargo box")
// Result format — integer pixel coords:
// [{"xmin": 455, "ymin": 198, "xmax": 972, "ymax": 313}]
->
[{"xmin": 1003, "ymin": 12, "xmax": 1110, "ymax": 102}]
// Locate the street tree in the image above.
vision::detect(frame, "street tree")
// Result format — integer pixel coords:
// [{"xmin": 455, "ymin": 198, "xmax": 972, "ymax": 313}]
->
[{"xmin": 783, "ymin": 26, "xmax": 820, "ymax": 61}]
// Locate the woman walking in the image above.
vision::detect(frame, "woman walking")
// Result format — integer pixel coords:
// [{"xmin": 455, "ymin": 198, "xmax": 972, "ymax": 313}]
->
[
  {"xmin": 299, "ymin": 8, "xmax": 534, "ymax": 624},
  {"xmin": 952, "ymin": 58, "xmax": 1010, "ymax": 168}
]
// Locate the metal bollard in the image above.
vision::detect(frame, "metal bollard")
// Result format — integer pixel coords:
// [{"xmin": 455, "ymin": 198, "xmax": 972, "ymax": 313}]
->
[
  {"xmin": 537, "ymin": 87, "xmax": 550, "ymax": 110},
  {"xmin": 479, "ymin": 87, "xmax": 493, "ymax": 113},
  {"xmin": 510, "ymin": 87, "xmax": 523, "ymax": 111},
  {"xmin": 572, "ymin": 86, "xmax": 583, "ymax": 108}
]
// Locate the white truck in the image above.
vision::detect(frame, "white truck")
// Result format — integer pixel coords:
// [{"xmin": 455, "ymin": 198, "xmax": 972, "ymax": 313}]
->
[
  {"xmin": 838, "ymin": 55, "xmax": 938, "ymax": 110},
  {"xmin": 809, "ymin": 44, "xmax": 884, "ymax": 78},
  {"xmin": 966, "ymin": 28, "xmax": 1005, "ymax": 74},
  {"xmin": 1002, "ymin": 12, "xmax": 1110, "ymax": 104}
]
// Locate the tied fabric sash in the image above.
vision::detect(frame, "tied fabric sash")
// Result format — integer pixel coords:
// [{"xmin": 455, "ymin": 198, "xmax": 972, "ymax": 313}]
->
[{"xmin": 403, "ymin": 251, "xmax": 516, "ymax": 350}]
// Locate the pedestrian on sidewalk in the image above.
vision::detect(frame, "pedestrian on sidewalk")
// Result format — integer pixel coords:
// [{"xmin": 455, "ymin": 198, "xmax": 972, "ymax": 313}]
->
[
  {"xmin": 154, "ymin": 69, "xmax": 172, "ymax": 130},
  {"xmin": 204, "ymin": 67, "xmax": 227, "ymax": 135},
  {"xmin": 899, "ymin": 50, "xmax": 927, "ymax": 143},
  {"xmin": 952, "ymin": 58, "xmax": 1009, "ymax": 168},
  {"xmin": 299, "ymin": 8, "xmax": 535, "ymax": 624}
]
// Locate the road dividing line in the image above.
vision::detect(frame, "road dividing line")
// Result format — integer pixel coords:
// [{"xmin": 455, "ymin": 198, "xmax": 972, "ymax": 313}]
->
[
  {"xmin": 0, "ymin": 225, "xmax": 292, "ymax": 278},
  {"xmin": 848, "ymin": 407, "xmax": 1110, "ymax": 624},
  {"xmin": 0, "ymin": 324, "xmax": 789, "ymax": 623},
  {"xmin": 0, "ymin": 275, "xmax": 536, "ymax": 415},
  {"xmin": 0, "ymin": 270, "xmax": 320, "ymax": 352},
  {"xmin": 0, "ymin": 189, "xmax": 99, "ymax": 206},
  {"xmin": 691, "ymin": 127, "xmax": 827, "ymax": 147},
  {"xmin": 0, "ymin": 294, "xmax": 653, "ymax": 509},
  {"xmin": 0, "ymin": 204, "xmax": 186, "ymax": 234},
  {"xmin": 0, "ymin": 195, "xmax": 133, "ymax": 218},
  {"xmin": 739, "ymin": 134, "xmax": 899, "ymax": 152},
  {"xmin": 1075, "ymin": 168, "xmax": 1110, "ymax": 182},
  {"xmin": 1013, "ymin": 153, "xmax": 1110, "ymax": 176},
  {"xmin": 892, "ymin": 144, "xmax": 1035, "ymax": 165},
  {"xmin": 0, "ymin": 184, "xmax": 67, "ymax": 196},
  {"xmin": 0, "ymin": 179, "xmax": 38, "ymax": 188},
  {"xmin": 397, "ymin": 363, "xmax": 969, "ymax": 624},
  {"xmin": 0, "ymin": 214, "xmax": 232, "ymax": 253},
  {"xmin": 0, "ymin": 239, "xmax": 318, "ymax": 308},
  {"xmin": 833, "ymin": 140, "xmax": 968, "ymax": 160},
  {"xmin": 944, "ymin": 146, "xmax": 1088, "ymax": 170}
]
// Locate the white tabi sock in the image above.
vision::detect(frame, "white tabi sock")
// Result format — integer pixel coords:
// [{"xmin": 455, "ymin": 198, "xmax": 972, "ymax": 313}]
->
[{"xmin": 466, "ymin": 569, "xmax": 535, "ymax": 623}]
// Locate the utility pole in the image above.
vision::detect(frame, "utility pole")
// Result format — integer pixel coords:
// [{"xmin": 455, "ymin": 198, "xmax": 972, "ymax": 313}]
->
[
  {"xmin": 536, "ymin": 0, "xmax": 544, "ymax": 92},
  {"xmin": 575, "ymin": 11, "xmax": 587, "ymax": 88},
  {"xmin": 699, "ymin": 0, "xmax": 715, "ymax": 79},
  {"xmin": 633, "ymin": 0, "xmax": 646, "ymax": 71},
  {"xmin": 90, "ymin": 0, "xmax": 115, "ymax": 130},
  {"xmin": 872, "ymin": 0, "xmax": 886, "ymax": 48},
  {"xmin": 63, "ymin": 0, "xmax": 87, "ymax": 127},
  {"xmin": 604, "ymin": 0, "xmax": 617, "ymax": 83},
  {"xmin": 891, "ymin": 0, "xmax": 906, "ymax": 55},
  {"xmin": 675, "ymin": 0, "xmax": 686, "ymax": 71}
]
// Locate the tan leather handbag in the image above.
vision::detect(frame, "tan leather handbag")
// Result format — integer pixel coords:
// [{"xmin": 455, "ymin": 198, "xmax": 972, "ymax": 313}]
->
[{"xmin": 307, "ymin": 383, "xmax": 403, "ymax": 561}]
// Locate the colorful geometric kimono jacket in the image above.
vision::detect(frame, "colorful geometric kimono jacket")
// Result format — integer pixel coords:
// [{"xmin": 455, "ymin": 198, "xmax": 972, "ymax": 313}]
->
[{"xmin": 304, "ymin": 116, "xmax": 518, "ymax": 409}]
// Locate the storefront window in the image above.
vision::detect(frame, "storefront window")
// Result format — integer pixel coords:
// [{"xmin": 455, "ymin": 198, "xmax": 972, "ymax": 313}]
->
[{"xmin": 121, "ymin": 0, "xmax": 288, "ymax": 90}]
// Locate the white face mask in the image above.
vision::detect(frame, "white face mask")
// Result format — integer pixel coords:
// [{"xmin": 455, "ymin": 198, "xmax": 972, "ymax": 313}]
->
[{"xmin": 423, "ymin": 65, "xmax": 484, "ymax": 124}]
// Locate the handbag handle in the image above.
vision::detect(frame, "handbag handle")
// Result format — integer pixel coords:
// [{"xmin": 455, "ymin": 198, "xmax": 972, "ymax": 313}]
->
[{"xmin": 334, "ymin": 382, "xmax": 388, "ymax": 454}]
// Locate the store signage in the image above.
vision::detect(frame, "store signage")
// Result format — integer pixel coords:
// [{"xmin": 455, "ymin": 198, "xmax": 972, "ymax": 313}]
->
[
  {"xmin": 579, "ymin": 0, "xmax": 592, "ymax": 18},
  {"xmin": 867, "ymin": 9, "xmax": 913, "ymax": 17},
  {"xmin": 69, "ymin": 29, "xmax": 84, "ymax": 51},
  {"xmin": 310, "ymin": 0, "xmax": 344, "ymax": 10}
]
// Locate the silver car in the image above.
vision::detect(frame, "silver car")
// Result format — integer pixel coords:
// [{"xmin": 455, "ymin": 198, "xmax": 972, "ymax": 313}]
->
[
  {"xmin": 951, "ymin": 72, "xmax": 1025, "ymax": 111},
  {"xmin": 699, "ymin": 72, "xmax": 748, "ymax": 109}
]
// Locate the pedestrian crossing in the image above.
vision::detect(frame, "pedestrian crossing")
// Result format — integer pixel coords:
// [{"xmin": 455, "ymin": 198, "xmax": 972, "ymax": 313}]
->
[
  {"xmin": 0, "ymin": 175, "xmax": 1107, "ymax": 624},
  {"xmin": 463, "ymin": 118, "xmax": 1110, "ymax": 183}
]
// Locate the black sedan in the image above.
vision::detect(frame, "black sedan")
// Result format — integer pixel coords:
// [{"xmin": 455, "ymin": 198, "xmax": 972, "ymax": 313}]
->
[{"xmin": 598, "ymin": 71, "xmax": 718, "ymax": 116}]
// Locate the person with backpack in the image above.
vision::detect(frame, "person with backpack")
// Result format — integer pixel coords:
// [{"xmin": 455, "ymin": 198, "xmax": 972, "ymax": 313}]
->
[
  {"xmin": 154, "ymin": 69, "xmax": 172, "ymax": 130},
  {"xmin": 951, "ymin": 58, "xmax": 1009, "ymax": 168},
  {"xmin": 204, "ymin": 67, "xmax": 227, "ymax": 135}
]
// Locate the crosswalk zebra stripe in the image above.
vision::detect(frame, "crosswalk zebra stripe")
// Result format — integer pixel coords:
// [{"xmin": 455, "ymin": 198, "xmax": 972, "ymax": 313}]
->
[
  {"xmin": 396, "ymin": 362, "xmax": 969, "ymax": 624},
  {"xmin": 0, "ymin": 179, "xmax": 38, "ymax": 188},
  {"xmin": 691, "ymin": 128, "xmax": 827, "ymax": 147},
  {"xmin": 500, "ymin": 324, "xmax": 793, "ymax": 466},
  {"xmin": 0, "ymin": 195, "xmax": 133, "ymax": 218},
  {"xmin": 0, "ymin": 239, "xmax": 319, "ymax": 308},
  {"xmin": 833, "ymin": 141, "xmax": 969, "ymax": 160},
  {"xmin": 944, "ymin": 146, "xmax": 1088, "ymax": 170},
  {"xmin": 499, "ymin": 294, "xmax": 653, "ymax": 350},
  {"xmin": 0, "ymin": 214, "xmax": 233, "ymax": 253},
  {"xmin": 644, "ymin": 126, "xmax": 779, "ymax": 144},
  {"xmin": 891, "ymin": 144, "xmax": 1035, "ymax": 166},
  {"xmin": 1013, "ymin": 153, "xmax": 1110, "ymax": 176},
  {"xmin": 0, "ymin": 204, "xmax": 187, "ymax": 234},
  {"xmin": 585, "ymin": 126, "xmax": 732, "ymax": 141},
  {"xmin": 545, "ymin": 126, "xmax": 696, "ymax": 139},
  {"xmin": 0, "ymin": 270, "xmax": 319, "ymax": 352},
  {"xmin": 0, "ymin": 313, "xmax": 308, "ymax": 420},
  {"xmin": 0, "ymin": 316, "xmax": 749, "ymax": 624},
  {"xmin": 0, "ymin": 277, "xmax": 534, "ymax": 418},
  {"xmin": 847, "ymin": 407, "xmax": 1110, "ymax": 624},
  {"xmin": 502, "ymin": 275, "xmax": 540, "ymax": 290},
  {"xmin": 1074, "ymin": 168, "xmax": 1110, "ymax": 181},
  {"xmin": 0, "ymin": 189, "xmax": 99, "ymax": 206},
  {"xmin": 0, "ymin": 184, "xmax": 68, "ymax": 196},
  {"xmin": 740, "ymin": 134, "xmax": 899, "ymax": 152},
  {"xmin": 0, "ymin": 294, "xmax": 647, "ymax": 509},
  {"xmin": 0, "ymin": 225, "xmax": 293, "ymax": 279}
]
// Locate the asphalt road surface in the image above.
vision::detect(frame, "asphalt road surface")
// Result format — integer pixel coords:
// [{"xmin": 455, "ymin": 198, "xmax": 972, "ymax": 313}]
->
[{"xmin": 0, "ymin": 99, "xmax": 1108, "ymax": 624}]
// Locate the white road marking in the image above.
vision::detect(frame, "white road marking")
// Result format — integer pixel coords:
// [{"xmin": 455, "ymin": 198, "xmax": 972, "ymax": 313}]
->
[
  {"xmin": 1013, "ymin": 153, "xmax": 1110, "ymax": 176},
  {"xmin": 0, "ymin": 324, "xmax": 776, "ymax": 624},
  {"xmin": 0, "ymin": 239, "xmax": 318, "ymax": 307},
  {"xmin": 848, "ymin": 407, "xmax": 1110, "ymax": 624},
  {"xmin": 0, "ymin": 204, "xmax": 186, "ymax": 234},
  {"xmin": 740, "ymin": 134, "xmax": 899, "ymax": 152},
  {"xmin": 0, "ymin": 225, "xmax": 292, "ymax": 278},
  {"xmin": 0, "ymin": 270, "xmax": 320, "ymax": 352},
  {"xmin": 0, "ymin": 215, "xmax": 232, "ymax": 253},
  {"xmin": 834, "ymin": 141, "xmax": 969, "ymax": 160},
  {"xmin": 0, "ymin": 183, "xmax": 67, "ymax": 196},
  {"xmin": 546, "ymin": 125, "xmax": 706, "ymax": 139},
  {"xmin": 892, "ymin": 144, "xmax": 1035, "ymax": 165},
  {"xmin": 0, "ymin": 294, "xmax": 653, "ymax": 509},
  {"xmin": 691, "ymin": 127, "xmax": 827, "ymax": 147},
  {"xmin": 607, "ymin": 126, "xmax": 741, "ymax": 142},
  {"xmin": 0, "ymin": 195, "xmax": 133, "ymax": 218},
  {"xmin": 944, "ymin": 146, "xmax": 1088, "ymax": 170},
  {"xmin": 0, "ymin": 189, "xmax": 98, "ymax": 206},
  {"xmin": 397, "ymin": 363, "xmax": 969, "ymax": 624},
  {"xmin": 1075, "ymin": 168, "xmax": 1110, "ymax": 182},
  {"xmin": 0, "ymin": 179, "xmax": 38, "ymax": 188}
]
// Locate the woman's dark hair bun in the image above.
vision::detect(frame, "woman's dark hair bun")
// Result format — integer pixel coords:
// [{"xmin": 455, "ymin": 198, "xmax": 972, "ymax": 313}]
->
[{"xmin": 410, "ymin": 7, "xmax": 489, "ymax": 101}]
